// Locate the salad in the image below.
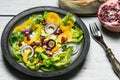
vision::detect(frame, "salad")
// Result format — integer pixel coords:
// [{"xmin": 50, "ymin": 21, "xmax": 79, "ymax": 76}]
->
[{"xmin": 9, "ymin": 12, "xmax": 83, "ymax": 72}]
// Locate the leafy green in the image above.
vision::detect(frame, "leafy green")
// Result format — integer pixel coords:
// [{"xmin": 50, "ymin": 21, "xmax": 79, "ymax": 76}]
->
[
  {"xmin": 29, "ymin": 14, "xmax": 44, "ymax": 24},
  {"xmin": 43, "ymin": 58, "xmax": 52, "ymax": 68},
  {"xmin": 26, "ymin": 63, "xmax": 41, "ymax": 71},
  {"xmin": 62, "ymin": 13, "xmax": 76, "ymax": 25},
  {"xmin": 69, "ymin": 26, "xmax": 83, "ymax": 43},
  {"xmin": 41, "ymin": 66, "xmax": 56, "ymax": 72},
  {"xmin": 43, "ymin": 11, "xmax": 48, "ymax": 19},
  {"xmin": 52, "ymin": 46, "xmax": 73, "ymax": 68},
  {"xmin": 42, "ymin": 51, "xmax": 47, "ymax": 55},
  {"xmin": 41, "ymin": 52, "xmax": 48, "ymax": 59},
  {"xmin": 34, "ymin": 52, "xmax": 41, "ymax": 59},
  {"xmin": 40, "ymin": 52, "xmax": 52, "ymax": 68},
  {"xmin": 61, "ymin": 13, "xmax": 83, "ymax": 43},
  {"xmin": 51, "ymin": 55, "xmax": 60, "ymax": 62},
  {"xmin": 61, "ymin": 44, "xmax": 67, "ymax": 50},
  {"xmin": 36, "ymin": 46, "xmax": 73, "ymax": 70},
  {"xmin": 9, "ymin": 32, "xmax": 24, "ymax": 45},
  {"xmin": 12, "ymin": 42, "xmax": 23, "ymax": 62},
  {"xmin": 28, "ymin": 57, "xmax": 34, "ymax": 63}
]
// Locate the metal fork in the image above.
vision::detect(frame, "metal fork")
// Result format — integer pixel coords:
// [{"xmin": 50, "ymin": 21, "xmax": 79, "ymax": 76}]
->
[{"xmin": 89, "ymin": 23, "xmax": 120, "ymax": 78}]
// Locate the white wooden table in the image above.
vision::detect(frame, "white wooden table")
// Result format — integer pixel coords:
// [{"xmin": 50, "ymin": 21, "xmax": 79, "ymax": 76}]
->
[{"xmin": 0, "ymin": 0, "xmax": 120, "ymax": 80}]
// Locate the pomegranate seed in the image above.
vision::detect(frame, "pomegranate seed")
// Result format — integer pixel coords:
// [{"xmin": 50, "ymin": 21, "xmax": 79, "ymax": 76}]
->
[
  {"xmin": 40, "ymin": 36, "xmax": 45, "ymax": 46},
  {"xmin": 40, "ymin": 36, "xmax": 45, "ymax": 42},
  {"xmin": 61, "ymin": 37, "xmax": 68, "ymax": 43},
  {"xmin": 40, "ymin": 42, "xmax": 44, "ymax": 46},
  {"xmin": 118, "ymin": 0, "xmax": 120, "ymax": 5},
  {"xmin": 35, "ymin": 42, "xmax": 41, "ymax": 46},
  {"xmin": 41, "ymin": 20, "xmax": 47, "ymax": 26},
  {"xmin": 54, "ymin": 29, "xmax": 62, "ymax": 35},
  {"xmin": 102, "ymin": 5, "xmax": 108, "ymax": 10},
  {"xmin": 30, "ymin": 42, "xmax": 36, "ymax": 47},
  {"xmin": 47, "ymin": 54, "xmax": 53, "ymax": 57},
  {"xmin": 118, "ymin": 20, "xmax": 120, "ymax": 23},
  {"xmin": 18, "ymin": 42, "xmax": 22, "ymax": 47},
  {"xmin": 26, "ymin": 35, "xmax": 30, "ymax": 41}
]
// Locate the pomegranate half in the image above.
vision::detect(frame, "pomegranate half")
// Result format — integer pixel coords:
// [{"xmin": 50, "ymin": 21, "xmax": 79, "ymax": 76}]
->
[{"xmin": 98, "ymin": 0, "xmax": 120, "ymax": 32}]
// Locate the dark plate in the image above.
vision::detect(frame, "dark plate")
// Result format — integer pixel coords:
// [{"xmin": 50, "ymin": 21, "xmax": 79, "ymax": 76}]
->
[{"xmin": 1, "ymin": 6, "xmax": 90, "ymax": 77}]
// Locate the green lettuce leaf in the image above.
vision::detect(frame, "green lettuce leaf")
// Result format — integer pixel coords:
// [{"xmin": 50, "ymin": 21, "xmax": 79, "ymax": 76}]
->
[
  {"xmin": 52, "ymin": 46, "xmax": 73, "ymax": 68},
  {"xmin": 69, "ymin": 26, "xmax": 83, "ymax": 43},
  {"xmin": 62, "ymin": 13, "xmax": 76, "ymax": 25},
  {"xmin": 26, "ymin": 63, "xmax": 41, "ymax": 71},
  {"xmin": 12, "ymin": 42, "xmax": 23, "ymax": 62},
  {"xmin": 41, "ymin": 66, "xmax": 56, "ymax": 72},
  {"xmin": 9, "ymin": 32, "xmax": 24, "ymax": 45},
  {"xmin": 29, "ymin": 14, "xmax": 44, "ymax": 24}
]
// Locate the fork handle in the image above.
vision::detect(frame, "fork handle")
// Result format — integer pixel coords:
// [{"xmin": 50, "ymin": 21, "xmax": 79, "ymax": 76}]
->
[{"xmin": 106, "ymin": 48, "xmax": 120, "ymax": 77}]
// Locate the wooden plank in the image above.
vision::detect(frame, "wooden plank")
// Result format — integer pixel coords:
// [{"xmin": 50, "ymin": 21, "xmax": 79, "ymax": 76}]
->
[
  {"xmin": 0, "ymin": 0, "xmax": 58, "ymax": 15},
  {"xmin": 0, "ymin": 17, "xmax": 13, "ymax": 60}
]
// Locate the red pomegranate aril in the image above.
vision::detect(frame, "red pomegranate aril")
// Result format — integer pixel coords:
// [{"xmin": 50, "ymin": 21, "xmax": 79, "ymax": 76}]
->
[
  {"xmin": 35, "ymin": 42, "xmax": 41, "ymax": 46},
  {"xmin": 26, "ymin": 35, "xmax": 30, "ymax": 41},
  {"xmin": 54, "ymin": 29, "xmax": 62, "ymax": 35},
  {"xmin": 61, "ymin": 37, "xmax": 68, "ymax": 43},
  {"xmin": 118, "ymin": 0, "xmax": 120, "ymax": 5},
  {"xmin": 40, "ymin": 42, "xmax": 44, "ymax": 46},
  {"xmin": 41, "ymin": 20, "xmax": 47, "ymax": 26},
  {"xmin": 18, "ymin": 42, "xmax": 22, "ymax": 47},
  {"xmin": 118, "ymin": 20, "xmax": 120, "ymax": 23},
  {"xmin": 40, "ymin": 36, "xmax": 45, "ymax": 42},
  {"xmin": 30, "ymin": 42, "xmax": 36, "ymax": 47},
  {"xmin": 40, "ymin": 36, "xmax": 45, "ymax": 45},
  {"xmin": 47, "ymin": 54, "xmax": 53, "ymax": 57},
  {"xmin": 102, "ymin": 5, "xmax": 108, "ymax": 10}
]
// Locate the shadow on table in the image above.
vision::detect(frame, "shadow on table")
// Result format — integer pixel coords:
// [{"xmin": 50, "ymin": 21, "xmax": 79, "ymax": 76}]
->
[
  {"xmin": 3, "ymin": 55, "xmax": 85, "ymax": 80},
  {"xmin": 101, "ymin": 25, "xmax": 120, "ymax": 38}
]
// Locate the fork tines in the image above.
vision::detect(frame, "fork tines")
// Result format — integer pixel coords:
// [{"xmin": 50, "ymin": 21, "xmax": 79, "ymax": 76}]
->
[{"xmin": 89, "ymin": 23, "xmax": 101, "ymax": 37}]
